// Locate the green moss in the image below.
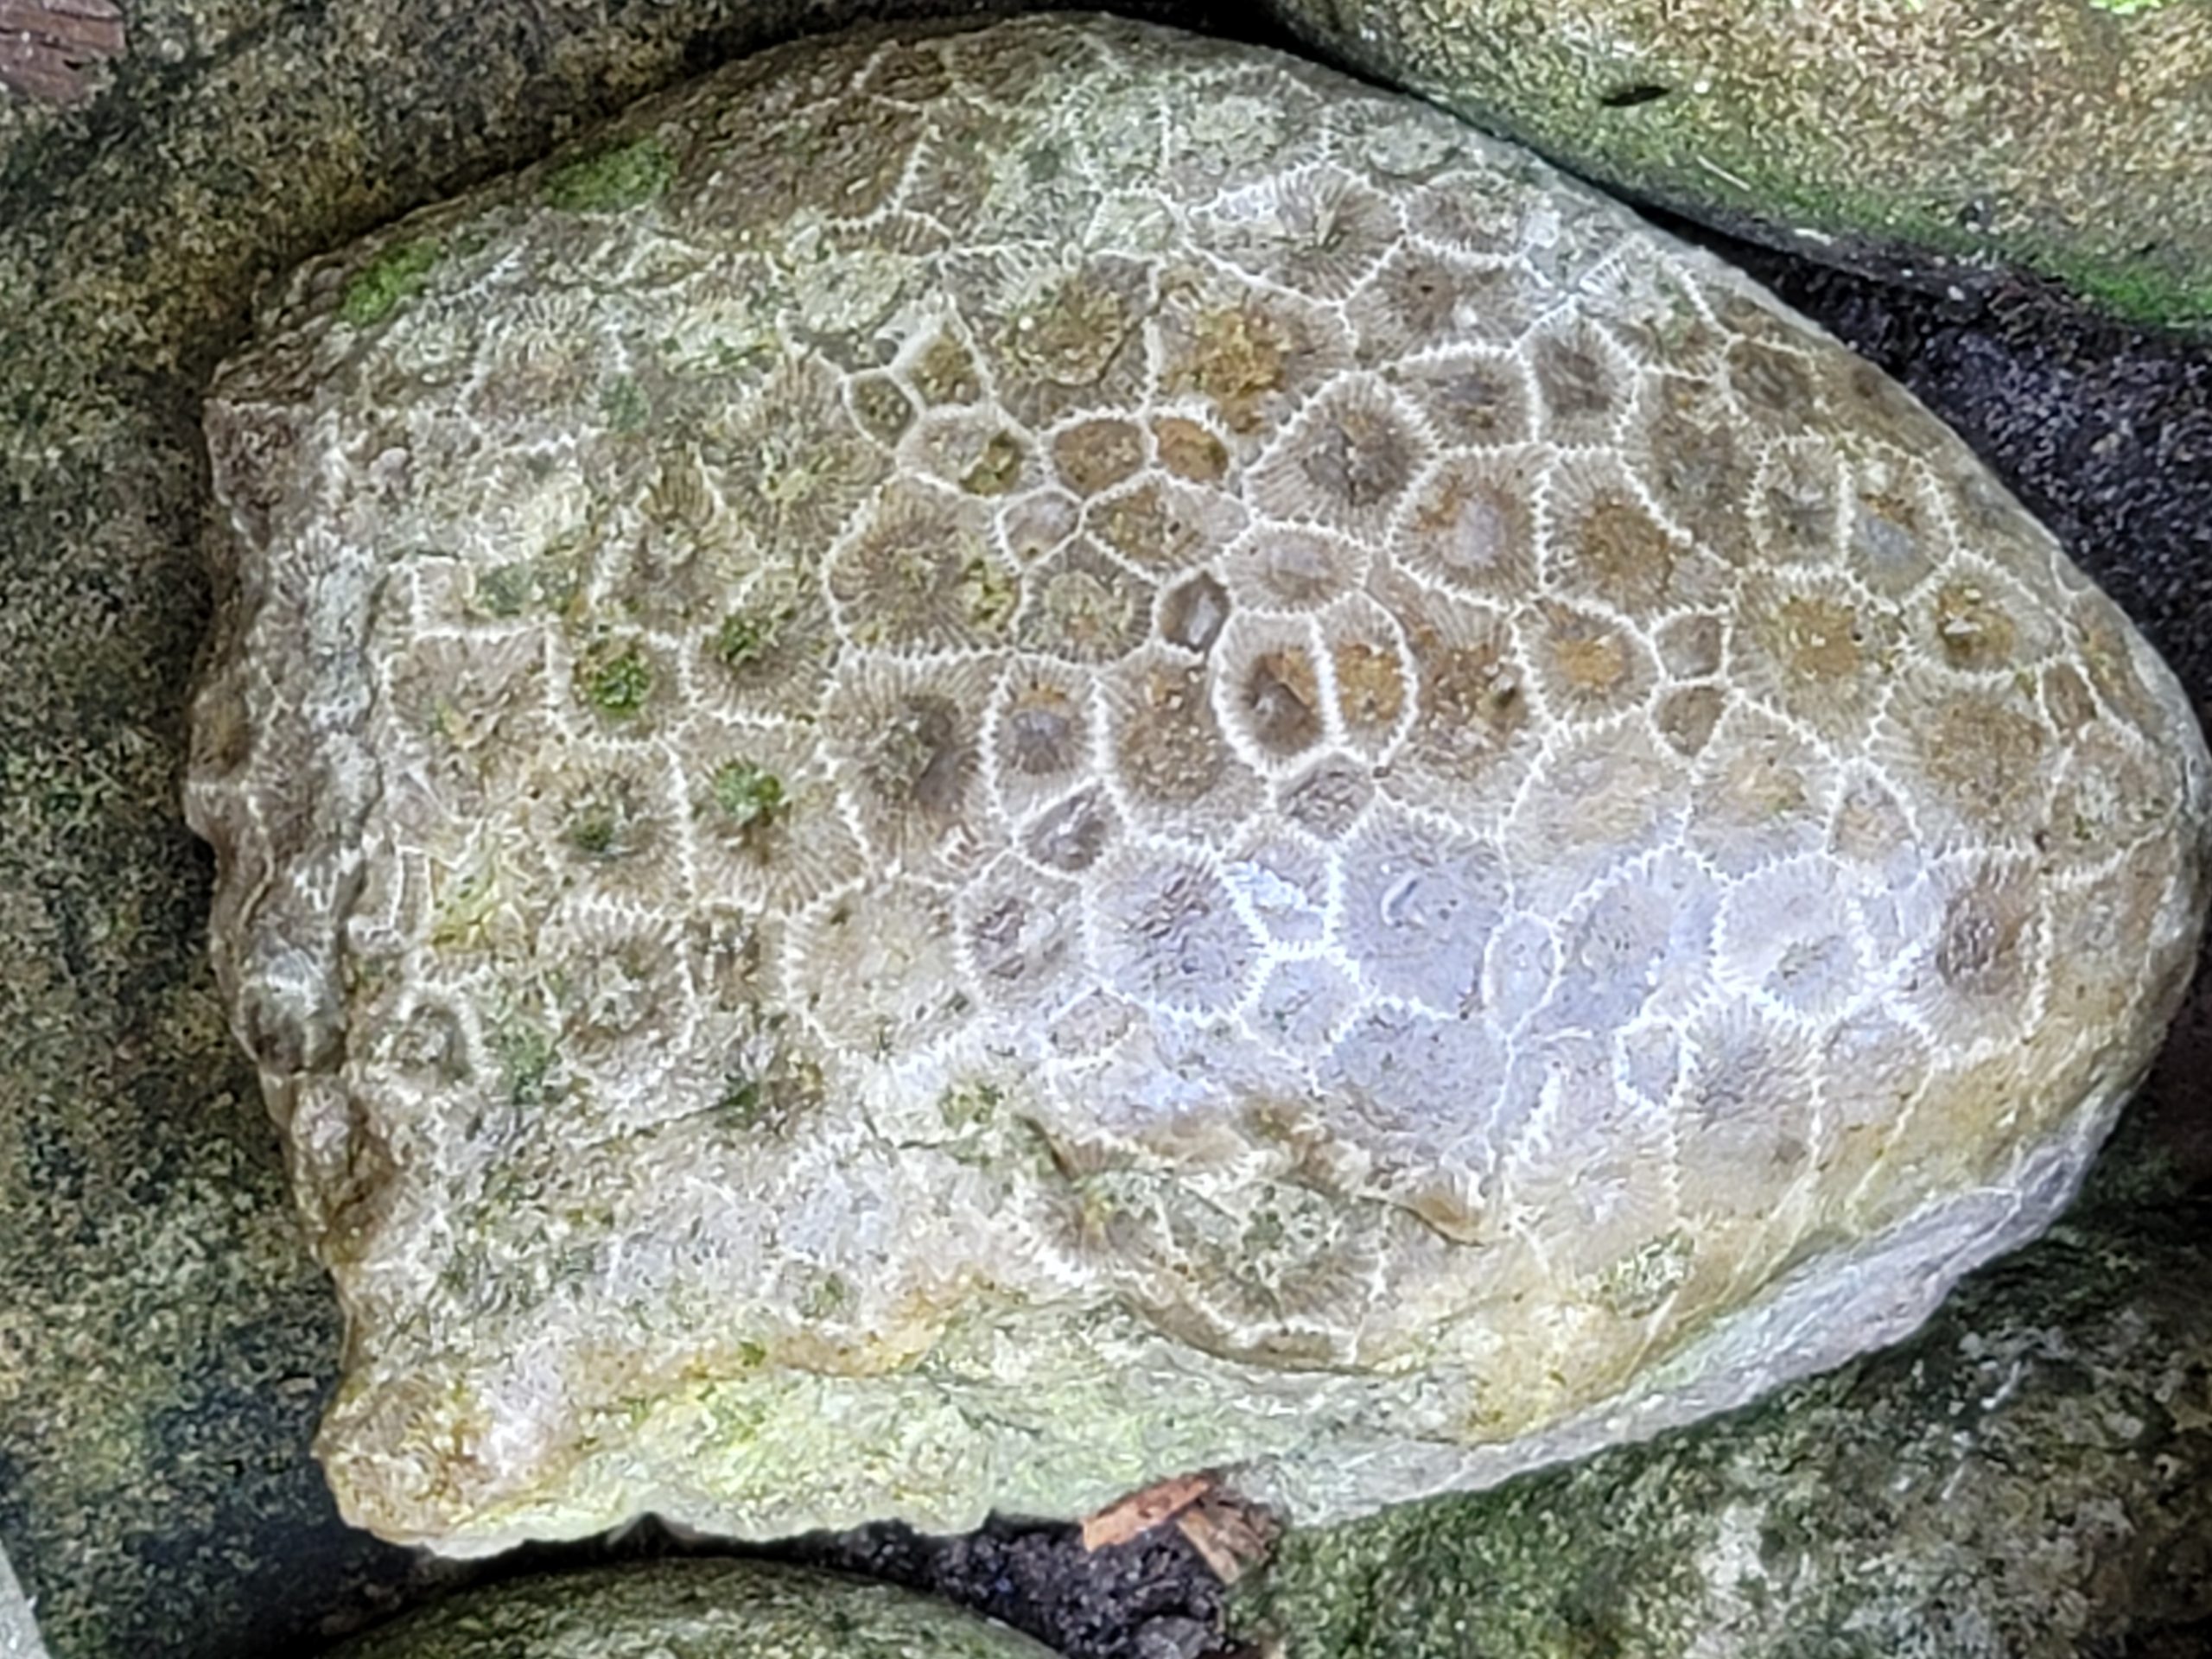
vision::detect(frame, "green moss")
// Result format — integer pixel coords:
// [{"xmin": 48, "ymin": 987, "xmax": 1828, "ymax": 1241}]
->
[
  {"xmin": 714, "ymin": 602, "xmax": 792, "ymax": 670},
  {"xmin": 801, "ymin": 1272, "xmax": 854, "ymax": 1319},
  {"xmin": 938, "ymin": 1082, "xmax": 1003, "ymax": 1132},
  {"xmin": 338, "ymin": 238, "xmax": 441, "ymax": 327},
  {"xmin": 543, "ymin": 137, "xmax": 677, "ymax": 213},
  {"xmin": 709, "ymin": 760, "xmax": 785, "ymax": 829},
  {"xmin": 490, "ymin": 1021, "xmax": 556, "ymax": 1109},
  {"xmin": 716, "ymin": 1071, "xmax": 766, "ymax": 1126},
  {"xmin": 960, "ymin": 430, "xmax": 1026, "ymax": 496},
  {"xmin": 568, "ymin": 802, "xmax": 623, "ymax": 856},
  {"xmin": 577, "ymin": 642, "xmax": 653, "ymax": 717},
  {"xmin": 473, "ymin": 563, "xmax": 535, "ymax": 618},
  {"xmin": 959, "ymin": 555, "xmax": 1020, "ymax": 632},
  {"xmin": 599, "ymin": 375, "xmax": 652, "ymax": 434}
]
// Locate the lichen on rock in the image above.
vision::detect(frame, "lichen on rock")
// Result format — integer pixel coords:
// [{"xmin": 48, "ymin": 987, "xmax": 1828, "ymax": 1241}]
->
[
  {"xmin": 1268, "ymin": 0, "xmax": 2212, "ymax": 332},
  {"xmin": 183, "ymin": 13, "xmax": 2210, "ymax": 1555},
  {"xmin": 326, "ymin": 1560, "xmax": 1058, "ymax": 1658}
]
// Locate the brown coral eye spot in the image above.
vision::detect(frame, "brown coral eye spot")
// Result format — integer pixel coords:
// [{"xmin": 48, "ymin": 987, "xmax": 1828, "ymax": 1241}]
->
[
  {"xmin": 1052, "ymin": 418, "xmax": 1147, "ymax": 497},
  {"xmin": 907, "ymin": 329, "xmax": 984, "ymax": 405},
  {"xmin": 1023, "ymin": 784, "xmax": 1120, "ymax": 874},
  {"xmin": 1172, "ymin": 302, "xmax": 1289, "ymax": 431},
  {"xmin": 1529, "ymin": 322, "xmax": 1629, "ymax": 442},
  {"xmin": 1255, "ymin": 383, "xmax": 1423, "ymax": 532},
  {"xmin": 1401, "ymin": 453, "xmax": 1539, "ymax": 600},
  {"xmin": 1332, "ymin": 639, "xmax": 1407, "ymax": 736},
  {"xmin": 1159, "ymin": 571, "xmax": 1231, "ymax": 655},
  {"xmin": 1554, "ymin": 489, "xmax": 1682, "ymax": 611},
  {"xmin": 831, "ymin": 486, "xmax": 995, "ymax": 652},
  {"xmin": 861, "ymin": 693, "xmax": 974, "ymax": 819},
  {"xmin": 1390, "ymin": 349, "xmax": 1531, "ymax": 447},
  {"xmin": 999, "ymin": 683, "xmax": 1087, "ymax": 779},
  {"xmin": 1726, "ymin": 337, "xmax": 1816, "ymax": 420},
  {"xmin": 1001, "ymin": 265, "xmax": 1140, "ymax": 391},
  {"xmin": 1113, "ymin": 658, "xmax": 1234, "ymax": 806},
  {"xmin": 1655, "ymin": 613, "xmax": 1725, "ymax": 680},
  {"xmin": 1406, "ymin": 623, "xmax": 1528, "ymax": 779},
  {"xmin": 1766, "ymin": 594, "xmax": 1866, "ymax": 683},
  {"xmin": 1279, "ymin": 755, "xmax": 1374, "ymax": 839},
  {"xmin": 1533, "ymin": 601, "xmax": 1649, "ymax": 717},
  {"xmin": 1911, "ymin": 693, "xmax": 2050, "ymax": 831},
  {"xmin": 960, "ymin": 429, "xmax": 1028, "ymax": 498},
  {"xmin": 1091, "ymin": 480, "xmax": 1224, "ymax": 572},
  {"xmin": 1014, "ymin": 540, "xmax": 1153, "ymax": 663},
  {"xmin": 1240, "ymin": 646, "xmax": 1325, "ymax": 758},
  {"xmin": 1154, "ymin": 416, "xmax": 1229, "ymax": 483},
  {"xmin": 1656, "ymin": 685, "xmax": 1726, "ymax": 758},
  {"xmin": 1930, "ymin": 581, "xmax": 2020, "ymax": 671},
  {"xmin": 1936, "ymin": 876, "xmax": 2033, "ymax": 999},
  {"xmin": 844, "ymin": 372, "xmax": 915, "ymax": 448}
]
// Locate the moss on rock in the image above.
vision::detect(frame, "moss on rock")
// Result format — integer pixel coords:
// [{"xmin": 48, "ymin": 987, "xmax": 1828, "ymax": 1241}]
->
[
  {"xmin": 1233, "ymin": 1196, "xmax": 2212, "ymax": 1656},
  {"xmin": 1271, "ymin": 0, "xmax": 2212, "ymax": 332},
  {"xmin": 328, "ymin": 1560, "xmax": 1057, "ymax": 1659}
]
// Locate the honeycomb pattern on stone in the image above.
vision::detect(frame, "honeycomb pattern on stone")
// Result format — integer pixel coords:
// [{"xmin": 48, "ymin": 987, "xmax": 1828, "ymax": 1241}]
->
[{"xmin": 183, "ymin": 14, "xmax": 2210, "ymax": 1550}]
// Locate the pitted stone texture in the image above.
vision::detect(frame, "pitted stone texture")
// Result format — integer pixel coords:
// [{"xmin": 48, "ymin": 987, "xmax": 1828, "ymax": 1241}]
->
[
  {"xmin": 327, "ymin": 1560, "xmax": 1058, "ymax": 1659},
  {"xmin": 184, "ymin": 14, "xmax": 2209, "ymax": 1554}
]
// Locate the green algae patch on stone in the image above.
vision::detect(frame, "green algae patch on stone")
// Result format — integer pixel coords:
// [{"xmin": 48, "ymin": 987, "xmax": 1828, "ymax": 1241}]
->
[
  {"xmin": 1268, "ymin": 0, "xmax": 2212, "ymax": 332},
  {"xmin": 183, "ymin": 12, "xmax": 2211, "ymax": 1558},
  {"xmin": 543, "ymin": 136, "xmax": 677, "ymax": 214},
  {"xmin": 340, "ymin": 238, "xmax": 442, "ymax": 327},
  {"xmin": 1230, "ymin": 1205, "xmax": 2212, "ymax": 1656},
  {"xmin": 328, "ymin": 1560, "xmax": 1057, "ymax": 1659}
]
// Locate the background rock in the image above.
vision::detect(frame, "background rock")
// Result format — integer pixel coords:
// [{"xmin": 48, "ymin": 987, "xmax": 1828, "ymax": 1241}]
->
[
  {"xmin": 1268, "ymin": 0, "xmax": 2212, "ymax": 334},
  {"xmin": 324, "ymin": 1560, "xmax": 1058, "ymax": 1659},
  {"xmin": 0, "ymin": 1, "xmax": 2206, "ymax": 1656},
  {"xmin": 1230, "ymin": 1146, "xmax": 2212, "ymax": 1657}
]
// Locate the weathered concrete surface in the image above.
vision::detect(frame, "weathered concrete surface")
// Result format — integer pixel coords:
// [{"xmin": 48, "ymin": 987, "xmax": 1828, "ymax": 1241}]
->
[
  {"xmin": 189, "ymin": 10, "xmax": 2204, "ymax": 1557},
  {"xmin": 1231, "ymin": 1135, "xmax": 2212, "ymax": 1657},
  {"xmin": 1268, "ymin": 0, "xmax": 2212, "ymax": 334},
  {"xmin": 327, "ymin": 1560, "xmax": 1058, "ymax": 1659},
  {"xmin": 0, "ymin": 2, "xmax": 1255, "ymax": 1655}
]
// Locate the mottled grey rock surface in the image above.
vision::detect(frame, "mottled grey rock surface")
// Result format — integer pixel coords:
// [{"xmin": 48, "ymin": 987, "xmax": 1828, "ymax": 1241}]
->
[
  {"xmin": 327, "ymin": 1560, "xmax": 1057, "ymax": 1659},
  {"xmin": 1232, "ymin": 1173, "xmax": 2212, "ymax": 1658},
  {"xmin": 187, "ymin": 12, "xmax": 2209, "ymax": 1556},
  {"xmin": 1268, "ymin": 0, "xmax": 2212, "ymax": 332}
]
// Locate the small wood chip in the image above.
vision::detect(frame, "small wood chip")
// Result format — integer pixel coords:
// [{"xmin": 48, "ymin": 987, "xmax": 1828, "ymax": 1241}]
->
[
  {"xmin": 1080, "ymin": 1471, "xmax": 1217, "ymax": 1552},
  {"xmin": 1172, "ymin": 1491, "xmax": 1281, "ymax": 1586}
]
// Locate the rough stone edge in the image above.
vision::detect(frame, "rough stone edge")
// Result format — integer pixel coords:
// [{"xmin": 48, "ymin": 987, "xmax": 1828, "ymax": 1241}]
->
[{"xmin": 0, "ymin": 1542, "xmax": 51, "ymax": 1659}]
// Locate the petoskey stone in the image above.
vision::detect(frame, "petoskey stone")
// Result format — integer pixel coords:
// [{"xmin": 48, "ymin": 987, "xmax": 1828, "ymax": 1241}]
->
[{"xmin": 183, "ymin": 11, "xmax": 2210, "ymax": 1553}]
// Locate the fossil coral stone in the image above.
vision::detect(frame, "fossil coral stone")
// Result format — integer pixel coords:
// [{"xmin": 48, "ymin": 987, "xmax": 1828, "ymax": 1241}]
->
[{"xmin": 184, "ymin": 13, "xmax": 2209, "ymax": 1554}]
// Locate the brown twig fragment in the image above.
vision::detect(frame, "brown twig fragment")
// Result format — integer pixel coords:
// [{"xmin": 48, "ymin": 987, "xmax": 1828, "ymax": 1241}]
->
[
  {"xmin": 1080, "ymin": 1471, "xmax": 1217, "ymax": 1552},
  {"xmin": 1080, "ymin": 1471, "xmax": 1282, "ymax": 1586},
  {"xmin": 1171, "ymin": 1491, "xmax": 1281, "ymax": 1586},
  {"xmin": 0, "ymin": 0, "xmax": 124, "ymax": 106}
]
